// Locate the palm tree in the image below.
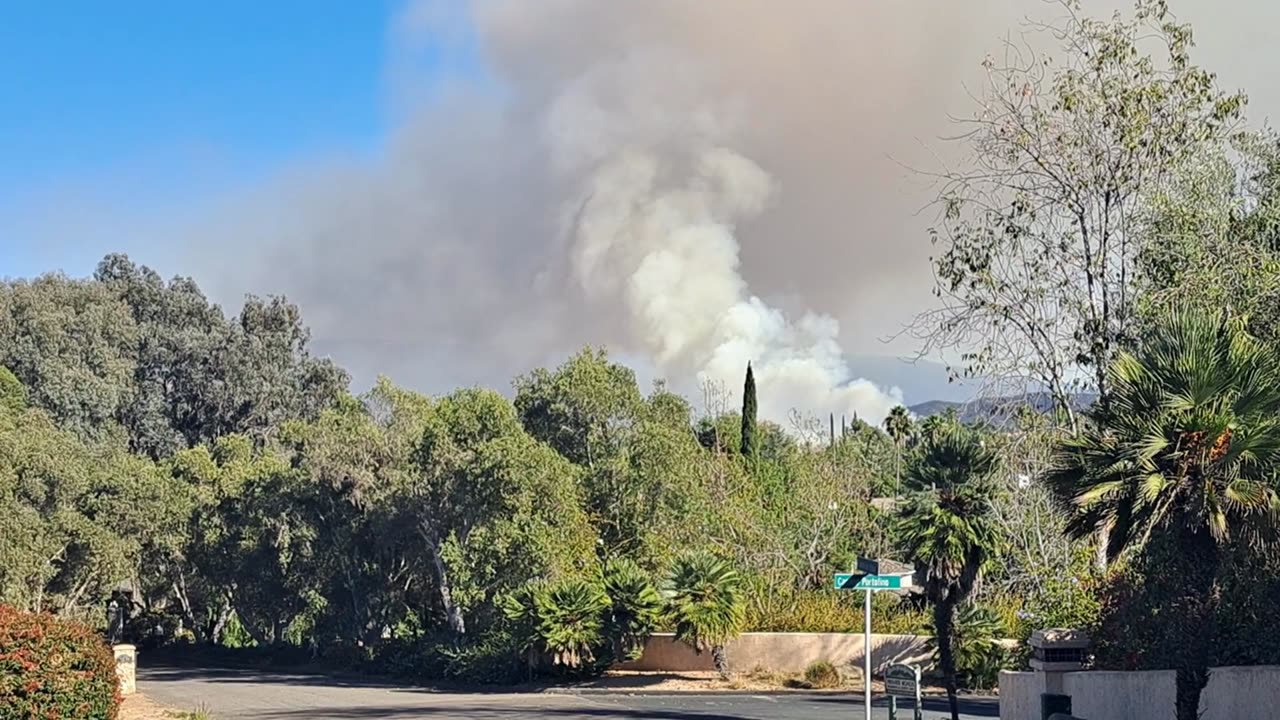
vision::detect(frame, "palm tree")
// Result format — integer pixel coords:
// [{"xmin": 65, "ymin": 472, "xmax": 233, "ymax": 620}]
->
[
  {"xmin": 663, "ymin": 551, "xmax": 745, "ymax": 679},
  {"xmin": 884, "ymin": 405, "xmax": 914, "ymax": 495},
  {"xmin": 603, "ymin": 558, "xmax": 663, "ymax": 662},
  {"xmin": 898, "ymin": 421, "xmax": 1001, "ymax": 720},
  {"xmin": 1046, "ymin": 309, "xmax": 1280, "ymax": 720},
  {"xmin": 502, "ymin": 578, "xmax": 610, "ymax": 672}
]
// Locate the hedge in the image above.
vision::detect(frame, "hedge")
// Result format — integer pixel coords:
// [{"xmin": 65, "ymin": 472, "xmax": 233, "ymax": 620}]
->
[{"xmin": 0, "ymin": 605, "xmax": 121, "ymax": 720}]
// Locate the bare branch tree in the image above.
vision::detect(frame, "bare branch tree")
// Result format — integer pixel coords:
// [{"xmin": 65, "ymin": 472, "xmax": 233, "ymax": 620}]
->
[{"xmin": 910, "ymin": 0, "xmax": 1247, "ymax": 429}]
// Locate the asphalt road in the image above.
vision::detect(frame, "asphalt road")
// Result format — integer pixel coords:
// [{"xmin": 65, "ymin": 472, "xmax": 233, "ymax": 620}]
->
[{"xmin": 138, "ymin": 665, "xmax": 998, "ymax": 720}]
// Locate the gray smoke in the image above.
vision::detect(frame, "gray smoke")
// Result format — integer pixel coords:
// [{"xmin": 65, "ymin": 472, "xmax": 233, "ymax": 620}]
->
[{"xmin": 181, "ymin": 0, "xmax": 1280, "ymax": 424}]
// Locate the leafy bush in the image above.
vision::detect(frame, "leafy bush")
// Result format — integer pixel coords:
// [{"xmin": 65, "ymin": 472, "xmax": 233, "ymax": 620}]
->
[
  {"xmin": 870, "ymin": 593, "xmax": 931, "ymax": 636},
  {"xmin": 921, "ymin": 604, "xmax": 1010, "ymax": 691},
  {"xmin": 803, "ymin": 659, "xmax": 842, "ymax": 689},
  {"xmin": 431, "ymin": 629, "xmax": 526, "ymax": 685},
  {"xmin": 743, "ymin": 587, "xmax": 929, "ymax": 635},
  {"xmin": 0, "ymin": 604, "xmax": 122, "ymax": 719},
  {"xmin": 745, "ymin": 588, "xmax": 859, "ymax": 633},
  {"xmin": 1211, "ymin": 546, "xmax": 1280, "ymax": 666},
  {"xmin": 602, "ymin": 558, "xmax": 662, "ymax": 661},
  {"xmin": 0, "ymin": 367, "xmax": 25, "ymax": 415}
]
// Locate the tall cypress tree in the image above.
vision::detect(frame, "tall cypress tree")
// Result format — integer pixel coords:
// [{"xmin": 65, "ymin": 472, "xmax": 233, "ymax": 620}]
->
[{"xmin": 740, "ymin": 362, "xmax": 757, "ymax": 458}]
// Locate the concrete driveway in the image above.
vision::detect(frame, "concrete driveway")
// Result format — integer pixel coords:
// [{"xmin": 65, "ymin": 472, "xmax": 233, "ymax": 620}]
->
[{"xmin": 138, "ymin": 665, "xmax": 998, "ymax": 719}]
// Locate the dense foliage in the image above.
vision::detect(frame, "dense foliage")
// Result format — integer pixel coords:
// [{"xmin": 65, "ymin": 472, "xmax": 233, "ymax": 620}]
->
[
  {"xmin": 0, "ymin": 258, "xmax": 913, "ymax": 682},
  {"xmin": 1048, "ymin": 309, "xmax": 1280, "ymax": 718},
  {"xmin": 0, "ymin": 605, "xmax": 121, "ymax": 720}
]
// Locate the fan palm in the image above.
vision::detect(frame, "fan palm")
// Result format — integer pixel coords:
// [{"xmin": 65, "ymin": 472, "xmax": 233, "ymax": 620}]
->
[
  {"xmin": 1046, "ymin": 308, "xmax": 1280, "ymax": 720},
  {"xmin": 884, "ymin": 405, "xmax": 914, "ymax": 495},
  {"xmin": 663, "ymin": 551, "xmax": 745, "ymax": 679},
  {"xmin": 898, "ymin": 422, "xmax": 1001, "ymax": 720},
  {"xmin": 502, "ymin": 578, "xmax": 609, "ymax": 671},
  {"xmin": 603, "ymin": 558, "xmax": 663, "ymax": 661}
]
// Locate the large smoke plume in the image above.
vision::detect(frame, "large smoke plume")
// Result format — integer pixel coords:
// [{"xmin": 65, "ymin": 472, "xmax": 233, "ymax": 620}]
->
[{"xmin": 178, "ymin": 0, "xmax": 1271, "ymax": 425}]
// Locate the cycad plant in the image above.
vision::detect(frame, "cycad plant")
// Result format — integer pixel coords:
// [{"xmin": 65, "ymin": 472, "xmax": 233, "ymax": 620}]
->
[
  {"xmin": 663, "ymin": 551, "xmax": 745, "ymax": 679},
  {"xmin": 921, "ymin": 604, "xmax": 1007, "ymax": 691},
  {"xmin": 603, "ymin": 558, "xmax": 663, "ymax": 662},
  {"xmin": 502, "ymin": 577, "xmax": 609, "ymax": 672},
  {"xmin": 898, "ymin": 421, "xmax": 1001, "ymax": 720},
  {"xmin": 1047, "ymin": 308, "xmax": 1280, "ymax": 720}
]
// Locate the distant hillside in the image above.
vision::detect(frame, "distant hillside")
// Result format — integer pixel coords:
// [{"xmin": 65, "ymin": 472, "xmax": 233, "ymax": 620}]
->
[
  {"xmin": 909, "ymin": 391, "xmax": 1097, "ymax": 426},
  {"xmin": 846, "ymin": 354, "xmax": 978, "ymax": 405}
]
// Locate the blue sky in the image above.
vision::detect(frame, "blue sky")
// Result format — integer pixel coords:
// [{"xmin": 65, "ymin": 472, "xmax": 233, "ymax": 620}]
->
[{"xmin": 1, "ymin": 0, "xmax": 475, "ymax": 280}]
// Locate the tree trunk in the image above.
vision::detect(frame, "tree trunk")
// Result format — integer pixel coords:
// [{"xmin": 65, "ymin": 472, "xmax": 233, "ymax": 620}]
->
[
  {"xmin": 1094, "ymin": 526, "xmax": 1110, "ymax": 572},
  {"xmin": 173, "ymin": 572, "xmax": 206, "ymax": 643},
  {"xmin": 210, "ymin": 603, "xmax": 232, "ymax": 645},
  {"xmin": 424, "ymin": 527, "xmax": 466, "ymax": 637},
  {"xmin": 241, "ymin": 617, "xmax": 269, "ymax": 648},
  {"xmin": 933, "ymin": 600, "xmax": 961, "ymax": 720},
  {"xmin": 711, "ymin": 644, "xmax": 730, "ymax": 680},
  {"xmin": 1173, "ymin": 528, "xmax": 1220, "ymax": 720},
  {"xmin": 895, "ymin": 444, "xmax": 902, "ymax": 497}
]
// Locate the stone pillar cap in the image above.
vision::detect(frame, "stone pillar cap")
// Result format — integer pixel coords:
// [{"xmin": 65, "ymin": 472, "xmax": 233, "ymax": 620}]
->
[{"xmin": 1029, "ymin": 628, "xmax": 1090, "ymax": 649}]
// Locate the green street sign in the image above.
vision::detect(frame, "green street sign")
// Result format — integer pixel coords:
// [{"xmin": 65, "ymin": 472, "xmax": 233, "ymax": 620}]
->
[{"xmin": 834, "ymin": 573, "xmax": 907, "ymax": 590}]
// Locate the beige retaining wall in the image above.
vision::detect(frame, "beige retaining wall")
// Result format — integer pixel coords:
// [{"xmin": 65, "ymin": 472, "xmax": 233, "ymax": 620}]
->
[
  {"xmin": 999, "ymin": 665, "xmax": 1280, "ymax": 720},
  {"xmin": 619, "ymin": 632, "xmax": 932, "ymax": 675}
]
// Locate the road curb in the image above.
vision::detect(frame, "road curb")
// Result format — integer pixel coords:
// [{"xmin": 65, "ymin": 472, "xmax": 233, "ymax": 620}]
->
[
  {"xmin": 550, "ymin": 688, "xmax": 857, "ymax": 697},
  {"xmin": 548, "ymin": 687, "xmax": 992, "ymax": 699}
]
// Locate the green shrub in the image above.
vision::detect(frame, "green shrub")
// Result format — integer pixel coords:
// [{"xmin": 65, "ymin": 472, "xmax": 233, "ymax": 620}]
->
[
  {"xmin": 802, "ymin": 659, "xmax": 841, "ymax": 689},
  {"xmin": 170, "ymin": 704, "xmax": 212, "ymax": 720},
  {"xmin": 0, "ymin": 604, "xmax": 122, "ymax": 720},
  {"xmin": 432, "ymin": 629, "xmax": 526, "ymax": 685},
  {"xmin": 921, "ymin": 604, "xmax": 1011, "ymax": 691},
  {"xmin": 743, "ymin": 587, "xmax": 930, "ymax": 635},
  {"xmin": 0, "ymin": 367, "xmax": 25, "ymax": 415},
  {"xmin": 745, "ymin": 589, "xmax": 860, "ymax": 632},
  {"xmin": 870, "ymin": 593, "xmax": 930, "ymax": 635}
]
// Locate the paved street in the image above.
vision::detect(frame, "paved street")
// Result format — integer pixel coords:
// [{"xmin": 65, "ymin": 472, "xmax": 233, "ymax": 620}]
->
[{"xmin": 138, "ymin": 665, "xmax": 998, "ymax": 720}]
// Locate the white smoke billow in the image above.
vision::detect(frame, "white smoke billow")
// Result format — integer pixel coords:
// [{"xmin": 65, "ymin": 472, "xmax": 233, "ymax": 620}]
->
[
  {"xmin": 191, "ymin": 0, "xmax": 1049, "ymax": 426},
  {"xmin": 566, "ymin": 142, "xmax": 901, "ymax": 425},
  {"xmin": 543, "ymin": 49, "xmax": 902, "ymax": 424}
]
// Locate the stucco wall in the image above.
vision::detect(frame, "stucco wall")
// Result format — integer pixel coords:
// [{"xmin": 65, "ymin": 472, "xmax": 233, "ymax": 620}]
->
[
  {"xmin": 620, "ymin": 632, "xmax": 932, "ymax": 674},
  {"xmin": 998, "ymin": 671, "xmax": 1043, "ymax": 720},
  {"xmin": 999, "ymin": 665, "xmax": 1280, "ymax": 720},
  {"xmin": 1200, "ymin": 665, "xmax": 1280, "ymax": 720},
  {"xmin": 1065, "ymin": 670, "xmax": 1175, "ymax": 720}
]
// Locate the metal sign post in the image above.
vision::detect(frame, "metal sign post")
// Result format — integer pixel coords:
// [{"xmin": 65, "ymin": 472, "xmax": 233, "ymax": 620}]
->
[
  {"xmin": 836, "ymin": 559, "xmax": 916, "ymax": 720},
  {"xmin": 864, "ymin": 587, "xmax": 872, "ymax": 720}
]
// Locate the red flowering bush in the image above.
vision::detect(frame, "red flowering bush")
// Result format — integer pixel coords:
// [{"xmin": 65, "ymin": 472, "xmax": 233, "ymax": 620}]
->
[{"xmin": 0, "ymin": 605, "xmax": 121, "ymax": 719}]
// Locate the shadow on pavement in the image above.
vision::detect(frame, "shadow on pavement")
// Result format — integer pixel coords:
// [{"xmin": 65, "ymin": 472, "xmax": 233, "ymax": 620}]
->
[
  {"xmin": 250, "ymin": 706, "xmax": 743, "ymax": 720},
  {"xmin": 808, "ymin": 694, "xmax": 999, "ymax": 717},
  {"xmin": 563, "ymin": 673, "xmax": 710, "ymax": 690},
  {"xmin": 138, "ymin": 661, "xmax": 534, "ymax": 696}
]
